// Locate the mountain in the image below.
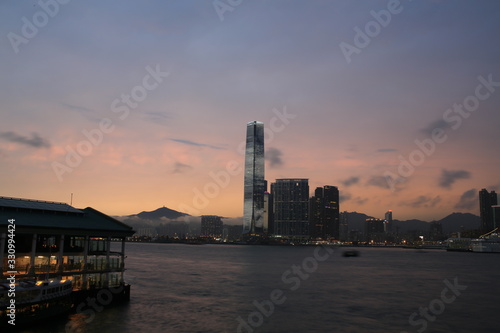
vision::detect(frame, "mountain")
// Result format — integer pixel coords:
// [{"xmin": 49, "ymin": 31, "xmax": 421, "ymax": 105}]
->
[
  {"xmin": 118, "ymin": 206, "xmax": 197, "ymax": 237},
  {"xmin": 343, "ymin": 212, "xmax": 375, "ymax": 230},
  {"xmin": 392, "ymin": 219, "xmax": 429, "ymax": 233},
  {"xmin": 118, "ymin": 206, "xmax": 480, "ymax": 237},
  {"xmin": 344, "ymin": 212, "xmax": 480, "ymax": 235},
  {"xmin": 129, "ymin": 206, "xmax": 190, "ymax": 220},
  {"xmin": 436, "ymin": 212, "xmax": 480, "ymax": 234}
]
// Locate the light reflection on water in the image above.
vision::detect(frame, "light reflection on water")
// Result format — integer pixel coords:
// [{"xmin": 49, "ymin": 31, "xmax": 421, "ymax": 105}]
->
[{"xmin": 15, "ymin": 243, "xmax": 500, "ymax": 333}]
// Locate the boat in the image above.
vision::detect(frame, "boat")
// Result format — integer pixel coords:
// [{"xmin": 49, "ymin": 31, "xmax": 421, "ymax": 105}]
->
[
  {"xmin": 0, "ymin": 279, "xmax": 73, "ymax": 327},
  {"xmin": 446, "ymin": 237, "xmax": 472, "ymax": 252},
  {"xmin": 342, "ymin": 250, "xmax": 360, "ymax": 257},
  {"xmin": 471, "ymin": 228, "xmax": 500, "ymax": 253}
]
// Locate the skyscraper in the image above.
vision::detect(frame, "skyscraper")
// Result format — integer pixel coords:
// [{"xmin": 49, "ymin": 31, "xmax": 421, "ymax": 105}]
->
[
  {"xmin": 384, "ymin": 210, "xmax": 393, "ymax": 233},
  {"xmin": 479, "ymin": 189, "xmax": 498, "ymax": 232},
  {"xmin": 365, "ymin": 218, "xmax": 385, "ymax": 242},
  {"xmin": 339, "ymin": 211, "xmax": 349, "ymax": 241},
  {"xmin": 272, "ymin": 179, "xmax": 309, "ymax": 239},
  {"xmin": 243, "ymin": 121, "xmax": 265, "ymax": 235},
  {"xmin": 310, "ymin": 186, "xmax": 339, "ymax": 240}
]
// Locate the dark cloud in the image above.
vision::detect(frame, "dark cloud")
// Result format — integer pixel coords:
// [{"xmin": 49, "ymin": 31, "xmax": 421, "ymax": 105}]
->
[
  {"xmin": 172, "ymin": 162, "xmax": 192, "ymax": 174},
  {"xmin": 353, "ymin": 197, "xmax": 368, "ymax": 206},
  {"xmin": 404, "ymin": 195, "xmax": 441, "ymax": 208},
  {"xmin": 454, "ymin": 188, "xmax": 478, "ymax": 210},
  {"xmin": 62, "ymin": 103, "xmax": 102, "ymax": 123},
  {"xmin": 366, "ymin": 175, "xmax": 394, "ymax": 190},
  {"xmin": 266, "ymin": 147, "xmax": 283, "ymax": 168},
  {"xmin": 339, "ymin": 192, "xmax": 352, "ymax": 202},
  {"xmin": 0, "ymin": 131, "xmax": 51, "ymax": 148},
  {"xmin": 170, "ymin": 138, "xmax": 225, "ymax": 150},
  {"xmin": 439, "ymin": 169, "xmax": 471, "ymax": 189},
  {"xmin": 341, "ymin": 176, "xmax": 360, "ymax": 187},
  {"xmin": 377, "ymin": 148, "xmax": 398, "ymax": 153},
  {"xmin": 142, "ymin": 111, "xmax": 172, "ymax": 125},
  {"xmin": 62, "ymin": 103, "xmax": 95, "ymax": 114},
  {"xmin": 420, "ymin": 118, "xmax": 453, "ymax": 136}
]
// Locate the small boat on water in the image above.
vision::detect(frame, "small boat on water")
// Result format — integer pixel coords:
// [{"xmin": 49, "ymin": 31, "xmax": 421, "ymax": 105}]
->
[
  {"xmin": 342, "ymin": 250, "xmax": 360, "ymax": 257},
  {"xmin": 0, "ymin": 279, "xmax": 73, "ymax": 327}
]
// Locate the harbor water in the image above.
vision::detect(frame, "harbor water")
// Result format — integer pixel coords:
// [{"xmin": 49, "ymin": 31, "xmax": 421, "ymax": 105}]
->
[{"xmin": 16, "ymin": 243, "xmax": 500, "ymax": 333}]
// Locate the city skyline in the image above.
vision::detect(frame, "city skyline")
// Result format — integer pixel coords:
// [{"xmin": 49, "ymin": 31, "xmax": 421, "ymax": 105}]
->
[{"xmin": 1, "ymin": 1, "xmax": 500, "ymax": 221}]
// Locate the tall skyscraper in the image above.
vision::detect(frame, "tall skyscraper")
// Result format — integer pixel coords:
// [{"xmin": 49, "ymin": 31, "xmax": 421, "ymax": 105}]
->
[
  {"xmin": 272, "ymin": 179, "xmax": 309, "ymax": 239},
  {"xmin": 339, "ymin": 211, "xmax": 349, "ymax": 241},
  {"xmin": 310, "ymin": 186, "xmax": 340, "ymax": 240},
  {"xmin": 479, "ymin": 189, "xmax": 498, "ymax": 232},
  {"xmin": 243, "ymin": 121, "xmax": 265, "ymax": 235}
]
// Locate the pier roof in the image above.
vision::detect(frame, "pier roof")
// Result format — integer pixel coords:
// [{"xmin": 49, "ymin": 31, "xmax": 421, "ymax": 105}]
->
[{"xmin": 0, "ymin": 196, "xmax": 134, "ymax": 237}]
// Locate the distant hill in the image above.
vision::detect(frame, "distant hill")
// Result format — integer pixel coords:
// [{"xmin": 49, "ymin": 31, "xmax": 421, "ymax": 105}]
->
[
  {"xmin": 118, "ymin": 206, "xmax": 196, "ymax": 237},
  {"xmin": 118, "ymin": 206, "xmax": 480, "ymax": 237},
  {"xmin": 344, "ymin": 211, "xmax": 480, "ymax": 235},
  {"xmin": 435, "ymin": 212, "xmax": 480, "ymax": 234},
  {"xmin": 342, "ymin": 212, "xmax": 375, "ymax": 230},
  {"xmin": 129, "ymin": 206, "xmax": 190, "ymax": 220}
]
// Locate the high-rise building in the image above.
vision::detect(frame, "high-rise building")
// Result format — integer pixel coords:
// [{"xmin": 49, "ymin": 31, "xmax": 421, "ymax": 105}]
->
[
  {"xmin": 339, "ymin": 211, "xmax": 349, "ymax": 241},
  {"xmin": 309, "ymin": 186, "xmax": 340, "ymax": 240},
  {"xmin": 201, "ymin": 215, "xmax": 223, "ymax": 238},
  {"xmin": 429, "ymin": 221, "xmax": 443, "ymax": 241},
  {"xmin": 263, "ymin": 192, "xmax": 273, "ymax": 234},
  {"xmin": 493, "ymin": 205, "xmax": 500, "ymax": 230},
  {"xmin": 479, "ymin": 189, "xmax": 498, "ymax": 231},
  {"xmin": 243, "ymin": 121, "xmax": 265, "ymax": 235},
  {"xmin": 384, "ymin": 210, "xmax": 393, "ymax": 233},
  {"xmin": 365, "ymin": 218, "xmax": 385, "ymax": 242},
  {"xmin": 272, "ymin": 179, "xmax": 309, "ymax": 239}
]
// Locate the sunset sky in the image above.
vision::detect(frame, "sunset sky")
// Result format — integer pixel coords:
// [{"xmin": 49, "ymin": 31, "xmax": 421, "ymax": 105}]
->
[{"xmin": 1, "ymin": 0, "xmax": 499, "ymax": 222}]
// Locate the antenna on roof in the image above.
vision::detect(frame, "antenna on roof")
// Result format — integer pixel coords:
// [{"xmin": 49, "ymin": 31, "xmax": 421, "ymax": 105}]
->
[{"xmin": 70, "ymin": 193, "xmax": 73, "ymax": 206}]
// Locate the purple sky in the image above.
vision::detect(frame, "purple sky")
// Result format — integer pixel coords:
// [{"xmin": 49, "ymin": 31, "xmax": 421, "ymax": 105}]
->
[{"xmin": 1, "ymin": 0, "xmax": 499, "ymax": 221}]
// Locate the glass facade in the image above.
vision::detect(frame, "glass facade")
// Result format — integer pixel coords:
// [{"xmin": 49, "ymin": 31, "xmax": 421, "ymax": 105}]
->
[
  {"xmin": 310, "ymin": 186, "xmax": 339, "ymax": 240},
  {"xmin": 243, "ymin": 121, "xmax": 265, "ymax": 235},
  {"xmin": 479, "ymin": 189, "xmax": 498, "ymax": 232},
  {"xmin": 271, "ymin": 179, "xmax": 310, "ymax": 238}
]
